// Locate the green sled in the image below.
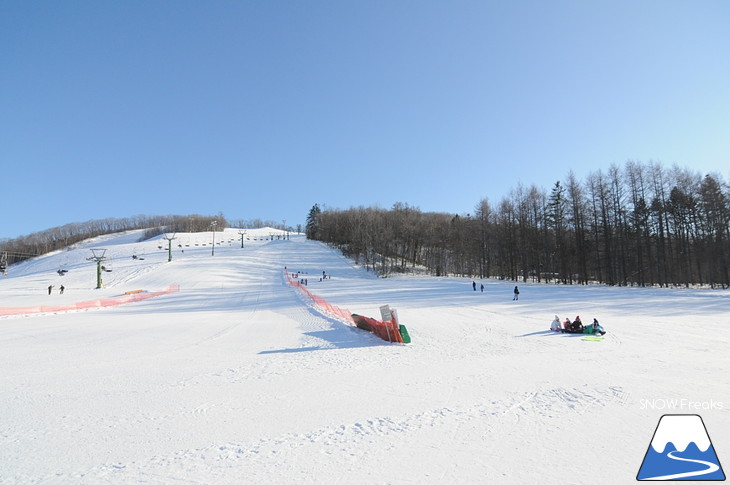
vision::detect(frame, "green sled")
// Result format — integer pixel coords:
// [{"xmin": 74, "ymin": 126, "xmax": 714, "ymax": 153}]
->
[{"xmin": 398, "ymin": 324, "xmax": 411, "ymax": 344}]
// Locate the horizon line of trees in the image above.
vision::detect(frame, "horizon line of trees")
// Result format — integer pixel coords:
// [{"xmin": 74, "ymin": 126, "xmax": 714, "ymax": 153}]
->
[
  {"xmin": 1, "ymin": 214, "xmax": 229, "ymax": 270},
  {"xmin": 227, "ymin": 218, "xmax": 301, "ymax": 234},
  {"xmin": 306, "ymin": 160, "xmax": 730, "ymax": 288}
]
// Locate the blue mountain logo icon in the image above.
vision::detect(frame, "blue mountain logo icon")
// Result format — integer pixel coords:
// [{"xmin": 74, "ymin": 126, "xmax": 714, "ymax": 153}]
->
[{"xmin": 637, "ymin": 414, "xmax": 725, "ymax": 481}]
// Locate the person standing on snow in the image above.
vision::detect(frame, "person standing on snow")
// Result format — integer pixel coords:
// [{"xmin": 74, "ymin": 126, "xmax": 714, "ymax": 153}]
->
[
  {"xmin": 48, "ymin": 285, "xmax": 53, "ymax": 295},
  {"xmin": 472, "ymin": 281, "xmax": 477, "ymax": 291},
  {"xmin": 513, "ymin": 286, "xmax": 520, "ymax": 300}
]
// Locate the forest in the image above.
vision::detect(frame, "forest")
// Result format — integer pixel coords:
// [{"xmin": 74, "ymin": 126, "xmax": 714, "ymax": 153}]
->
[{"xmin": 306, "ymin": 160, "xmax": 730, "ymax": 288}]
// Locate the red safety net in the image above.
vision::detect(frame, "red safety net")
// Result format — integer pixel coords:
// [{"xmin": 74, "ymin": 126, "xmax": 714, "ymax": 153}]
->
[
  {"xmin": 284, "ymin": 270, "xmax": 403, "ymax": 343},
  {"xmin": 0, "ymin": 285, "xmax": 180, "ymax": 317}
]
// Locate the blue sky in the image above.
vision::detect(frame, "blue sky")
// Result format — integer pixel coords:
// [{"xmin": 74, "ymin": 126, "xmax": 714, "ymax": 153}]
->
[{"xmin": 2, "ymin": 1, "xmax": 729, "ymax": 239}]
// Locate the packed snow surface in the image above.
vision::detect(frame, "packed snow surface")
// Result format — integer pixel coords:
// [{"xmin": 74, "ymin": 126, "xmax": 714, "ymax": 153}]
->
[{"xmin": 1, "ymin": 228, "xmax": 728, "ymax": 484}]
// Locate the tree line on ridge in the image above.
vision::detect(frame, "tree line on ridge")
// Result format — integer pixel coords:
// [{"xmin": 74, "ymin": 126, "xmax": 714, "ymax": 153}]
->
[{"xmin": 306, "ymin": 160, "xmax": 730, "ymax": 288}]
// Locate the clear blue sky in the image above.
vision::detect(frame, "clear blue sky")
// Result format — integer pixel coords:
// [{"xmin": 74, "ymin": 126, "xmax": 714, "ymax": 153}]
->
[{"xmin": 2, "ymin": 1, "xmax": 729, "ymax": 239}]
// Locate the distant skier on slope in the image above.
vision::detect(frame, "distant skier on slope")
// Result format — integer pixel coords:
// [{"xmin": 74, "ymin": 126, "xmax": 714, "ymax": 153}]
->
[{"xmin": 513, "ymin": 286, "xmax": 519, "ymax": 300}]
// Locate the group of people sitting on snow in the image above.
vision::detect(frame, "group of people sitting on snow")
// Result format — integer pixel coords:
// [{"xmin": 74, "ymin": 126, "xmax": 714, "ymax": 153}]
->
[{"xmin": 550, "ymin": 315, "xmax": 606, "ymax": 335}]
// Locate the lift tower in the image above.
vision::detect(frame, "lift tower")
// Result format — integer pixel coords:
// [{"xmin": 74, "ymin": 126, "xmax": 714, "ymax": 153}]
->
[{"xmin": 87, "ymin": 248, "xmax": 109, "ymax": 289}]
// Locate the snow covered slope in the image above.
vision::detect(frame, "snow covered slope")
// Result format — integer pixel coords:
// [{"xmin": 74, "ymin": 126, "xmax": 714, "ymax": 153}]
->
[{"xmin": 1, "ymin": 229, "xmax": 728, "ymax": 484}]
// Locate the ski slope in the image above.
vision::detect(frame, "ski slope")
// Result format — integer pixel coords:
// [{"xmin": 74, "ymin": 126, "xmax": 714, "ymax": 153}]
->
[{"xmin": 1, "ymin": 228, "xmax": 728, "ymax": 484}]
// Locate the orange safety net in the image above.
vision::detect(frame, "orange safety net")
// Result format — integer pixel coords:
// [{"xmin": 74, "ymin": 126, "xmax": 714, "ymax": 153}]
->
[
  {"xmin": 284, "ymin": 270, "xmax": 403, "ymax": 343},
  {"xmin": 0, "ymin": 285, "xmax": 180, "ymax": 317}
]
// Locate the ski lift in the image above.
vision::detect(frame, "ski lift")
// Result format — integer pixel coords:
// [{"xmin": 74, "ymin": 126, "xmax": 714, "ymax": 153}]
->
[{"xmin": 57, "ymin": 269, "xmax": 68, "ymax": 276}]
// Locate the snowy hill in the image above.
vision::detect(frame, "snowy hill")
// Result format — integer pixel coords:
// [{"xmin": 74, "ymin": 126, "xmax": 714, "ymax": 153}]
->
[{"xmin": 1, "ymin": 229, "xmax": 728, "ymax": 484}]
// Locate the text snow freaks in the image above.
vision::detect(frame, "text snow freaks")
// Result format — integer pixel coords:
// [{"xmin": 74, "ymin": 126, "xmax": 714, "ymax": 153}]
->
[{"xmin": 640, "ymin": 399, "xmax": 724, "ymax": 411}]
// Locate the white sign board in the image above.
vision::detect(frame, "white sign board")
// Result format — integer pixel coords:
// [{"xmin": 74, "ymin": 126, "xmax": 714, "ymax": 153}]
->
[{"xmin": 379, "ymin": 304, "xmax": 392, "ymax": 322}]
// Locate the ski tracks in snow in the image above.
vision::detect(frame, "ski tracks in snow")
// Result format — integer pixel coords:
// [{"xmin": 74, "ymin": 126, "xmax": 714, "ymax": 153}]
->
[{"xmin": 69, "ymin": 384, "xmax": 629, "ymax": 484}]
